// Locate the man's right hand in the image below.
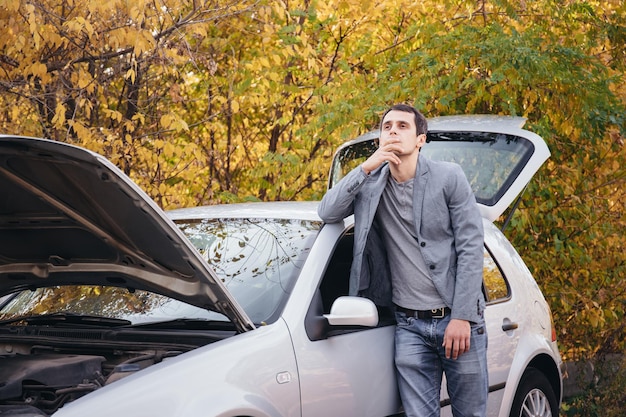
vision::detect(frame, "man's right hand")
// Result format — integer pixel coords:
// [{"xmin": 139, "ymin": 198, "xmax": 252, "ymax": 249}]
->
[{"xmin": 361, "ymin": 138, "xmax": 403, "ymax": 175}]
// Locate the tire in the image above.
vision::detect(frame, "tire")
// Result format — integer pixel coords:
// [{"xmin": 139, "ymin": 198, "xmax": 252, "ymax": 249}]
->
[{"xmin": 509, "ymin": 367, "xmax": 558, "ymax": 417}]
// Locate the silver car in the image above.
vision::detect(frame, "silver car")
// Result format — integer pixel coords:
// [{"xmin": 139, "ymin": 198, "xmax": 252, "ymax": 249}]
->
[{"xmin": 0, "ymin": 116, "xmax": 562, "ymax": 417}]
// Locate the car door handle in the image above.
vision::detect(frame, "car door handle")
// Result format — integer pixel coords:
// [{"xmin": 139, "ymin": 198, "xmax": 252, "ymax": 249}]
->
[{"xmin": 502, "ymin": 320, "xmax": 518, "ymax": 332}]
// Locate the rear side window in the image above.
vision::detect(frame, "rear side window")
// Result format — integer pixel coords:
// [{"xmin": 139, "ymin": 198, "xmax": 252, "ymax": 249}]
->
[{"xmin": 483, "ymin": 248, "xmax": 510, "ymax": 303}]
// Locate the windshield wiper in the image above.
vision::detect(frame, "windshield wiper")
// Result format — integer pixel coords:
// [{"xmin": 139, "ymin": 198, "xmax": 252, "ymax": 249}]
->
[
  {"xmin": 133, "ymin": 318, "xmax": 236, "ymax": 331},
  {"xmin": 0, "ymin": 313, "xmax": 131, "ymax": 327}
]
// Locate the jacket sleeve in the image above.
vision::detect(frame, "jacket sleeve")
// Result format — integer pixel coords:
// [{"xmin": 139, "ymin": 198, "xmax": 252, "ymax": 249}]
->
[
  {"xmin": 317, "ymin": 166, "xmax": 370, "ymax": 223},
  {"xmin": 446, "ymin": 164, "xmax": 485, "ymax": 322}
]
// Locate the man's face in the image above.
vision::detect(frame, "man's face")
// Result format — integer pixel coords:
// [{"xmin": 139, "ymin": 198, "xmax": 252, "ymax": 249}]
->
[{"xmin": 380, "ymin": 110, "xmax": 426, "ymax": 156}]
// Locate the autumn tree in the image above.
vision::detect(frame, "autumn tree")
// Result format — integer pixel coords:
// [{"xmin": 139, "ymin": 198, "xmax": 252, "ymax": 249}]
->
[{"xmin": 0, "ymin": 0, "xmax": 260, "ymax": 208}]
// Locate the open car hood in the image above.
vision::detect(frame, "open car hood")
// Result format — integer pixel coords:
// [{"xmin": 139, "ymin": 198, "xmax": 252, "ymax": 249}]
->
[
  {"xmin": 0, "ymin": 135, "xmax": 254, "ymax": 333},
  {"xmin": 329, "ymin": 115, "xmax": 550, "ymax": 222}
]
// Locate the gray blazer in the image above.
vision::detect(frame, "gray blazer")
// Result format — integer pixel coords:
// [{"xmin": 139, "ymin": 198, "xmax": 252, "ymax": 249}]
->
[{"xmin": 318, "ymin": 153, "xmax": 486, "ymax": 323}]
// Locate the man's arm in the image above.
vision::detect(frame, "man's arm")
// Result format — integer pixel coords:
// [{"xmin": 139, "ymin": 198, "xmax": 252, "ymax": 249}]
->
[
  {"xmin": 319, "ymin": 139, "xmax": 401, "ymax": 222},
  {"xmin": 443, "ymin": 164, "xmax": 485, "ymax": 359},
  {"xmin": 447, "ymin": 164, "xmax": 485, "ymax": 321},
  {"xmin": 317, "ymin": 166, "xmax": 368, "ymax": 223}
]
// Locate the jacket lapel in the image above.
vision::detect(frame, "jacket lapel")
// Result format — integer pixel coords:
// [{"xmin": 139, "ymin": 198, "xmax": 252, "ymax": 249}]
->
[
  {"xmin": 412, "ymin": 154, "xmax": 430, "ymax": 237},
  {"xmin": 366, "ymin": 164, "xmax": 390, "ymax": 224}
]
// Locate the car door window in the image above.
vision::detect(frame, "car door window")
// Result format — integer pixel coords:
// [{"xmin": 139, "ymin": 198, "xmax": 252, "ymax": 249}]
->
[
  {"xmin": 317, "ymin": 227, "xmax": 394, "ymax": 326},
  {"xmin": 319, "ymin": 230, "xmax": 353, "ymax": 314}
]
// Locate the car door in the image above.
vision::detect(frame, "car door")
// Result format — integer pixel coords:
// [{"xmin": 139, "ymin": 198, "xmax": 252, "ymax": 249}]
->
[
  {"xmin": 293, "ymin": 232, "xmax": 521, "ymax": 417},
  {"xmin": 292, "ymin": 227, "xmax": 402, "ymax": 417}
]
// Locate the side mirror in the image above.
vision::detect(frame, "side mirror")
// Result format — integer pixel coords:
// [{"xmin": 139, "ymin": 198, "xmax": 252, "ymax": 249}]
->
[{"xmin": 323, "ymin": 296, "xmax": 379, "ymax": 327}]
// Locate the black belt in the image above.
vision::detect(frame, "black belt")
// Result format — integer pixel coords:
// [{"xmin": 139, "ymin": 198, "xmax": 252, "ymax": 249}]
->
[{"xmin": 396, "ymin": 306, "xmax": 450, "ymax": 319}]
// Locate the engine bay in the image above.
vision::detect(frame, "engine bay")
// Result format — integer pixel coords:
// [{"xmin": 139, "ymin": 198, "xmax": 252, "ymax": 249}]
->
[{"xmin": 0, "ymin": 323, "xmax": 231, "ymax": 416}]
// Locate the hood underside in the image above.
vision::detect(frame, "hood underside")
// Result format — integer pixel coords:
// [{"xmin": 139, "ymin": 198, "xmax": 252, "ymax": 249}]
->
[{"xmin": 0, "ymin": 135, "xmax": 254, "ymax": 332}]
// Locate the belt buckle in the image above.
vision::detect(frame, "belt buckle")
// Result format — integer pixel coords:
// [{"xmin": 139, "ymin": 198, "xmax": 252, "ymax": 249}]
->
[{"xmin": 431, "ymin": 308, "xmax": 445, "ymax": 319}]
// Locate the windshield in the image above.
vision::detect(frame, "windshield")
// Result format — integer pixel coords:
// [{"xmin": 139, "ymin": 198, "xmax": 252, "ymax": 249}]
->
[
  {"xmin": 176, "ymin": 217, "xmax": 321, "ymax": 323},
  {"xmin": 0, "ymin": 218, "xmax": 321, "ymax": 326}
]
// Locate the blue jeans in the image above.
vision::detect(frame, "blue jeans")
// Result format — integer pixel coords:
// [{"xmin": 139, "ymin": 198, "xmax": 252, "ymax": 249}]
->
[{"xmin": 394, "ymin": 311, "xmax": 488, "ymax": 417}]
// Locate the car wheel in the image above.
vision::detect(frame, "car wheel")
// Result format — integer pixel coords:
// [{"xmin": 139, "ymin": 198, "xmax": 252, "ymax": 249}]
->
[{"xmin": 510, "ymin": 367, "xmax": 558, "ymax": 417}]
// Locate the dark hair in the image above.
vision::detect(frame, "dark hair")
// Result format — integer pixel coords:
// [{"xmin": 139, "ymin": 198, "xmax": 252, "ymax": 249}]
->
[{"xmin": 380, "ymin": 104, "xmax": 428, "ymax": 136}]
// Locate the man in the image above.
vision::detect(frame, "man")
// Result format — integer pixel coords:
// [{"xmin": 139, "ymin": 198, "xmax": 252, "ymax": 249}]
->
[{"xmin": 318, "ymin": 104, "xmax": 488, "ymax": 416}]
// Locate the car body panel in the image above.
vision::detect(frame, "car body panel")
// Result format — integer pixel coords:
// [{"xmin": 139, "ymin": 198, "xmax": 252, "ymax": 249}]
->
[
  {"xmin": 481, "ymin": 221, "xmax": 553, "ymax": 416},
  {"xmin": 54, "ymin": 319, "xmax": 301, "ymax": 417},
  {"xmin": 295, "ymin": 325, "xmax": 399, "ymax": 416}
]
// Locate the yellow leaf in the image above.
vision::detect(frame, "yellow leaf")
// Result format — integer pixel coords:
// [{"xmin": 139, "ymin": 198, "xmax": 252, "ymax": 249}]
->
[
  {"xmin": 130, "ymin": 6, "xmax": 143, "ymax": 24},
  {"xmin": 124, "ymin": 120, "xmax": 135, "ymax": 133},
  {"xmin": 132, "ymin": 113, "xmax": 145, "ymax": 125},
  {"xmin": 77, "ymin": 69, "xmax": 92, "ymax": 89},
  {"xmin": 160, "ymin": 114, "xmax": 173, "ymax": 129},
  {"xmin": 173, "ymin": 118, "xmax": 189, "ymax": 132},
  {"xmin": 69, "ymin": 120, "xmax": 92, "ymax": 141},
  {"xmin": 3, "ymin": 0, "xmax": 20, "ymax": 12},
  {"xmin": 164, "ymin": 141, "xmax": 176, "ymax": 156},
  {"xmin": 125, "ymin": 68, "xmax": 136, "ymax": 83},
  {"xmin": 51, "ymin": 103, "xmax": 66, "ymax": 128},
  {"xmin": 104, "ymin": 109, "xmax": 123, "ymax": 122},
  {"xmin": 134, "ymin": 31, "xmax": 155, "ymax": 56},
  {"xmin": 29, "ymin": 62, "xmax": 48, "ymax": 79}
]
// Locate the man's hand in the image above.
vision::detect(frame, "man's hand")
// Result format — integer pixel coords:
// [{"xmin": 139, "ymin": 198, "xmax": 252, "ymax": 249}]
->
[
  {"xmin": 443, "ymin": 319, "xmax": 471, "ymax": 360},
  {"xmin": 361, "ymin": 138, "xmax": 403, "ymax": 175}
]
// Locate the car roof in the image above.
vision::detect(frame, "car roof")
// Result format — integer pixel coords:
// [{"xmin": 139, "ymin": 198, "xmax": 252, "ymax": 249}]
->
[{"xmin": 167, "ymin": 201, "xmax": 322, "ymax": 222}]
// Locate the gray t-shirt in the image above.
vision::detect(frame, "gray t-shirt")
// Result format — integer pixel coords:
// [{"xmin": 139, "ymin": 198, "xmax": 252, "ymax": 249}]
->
[{"xmin": 376, "ymin": 175, "xmax": 445, "ymax": 310}]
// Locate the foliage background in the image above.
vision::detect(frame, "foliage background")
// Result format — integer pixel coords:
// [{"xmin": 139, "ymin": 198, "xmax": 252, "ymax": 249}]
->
[{"xmin": 1, "ymin": 0, "xmax": 625, "ymax": 409}]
